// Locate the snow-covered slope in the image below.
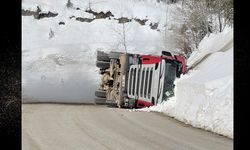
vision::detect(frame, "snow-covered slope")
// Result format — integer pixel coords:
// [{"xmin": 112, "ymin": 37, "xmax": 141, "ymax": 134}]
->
[
  {"xmin": 22, "ymin": 0, "xmax": 184, "ymax": 103},
  {"xmin": 139, "ymin": 28, "xmax": 233, "ymax": 139}
]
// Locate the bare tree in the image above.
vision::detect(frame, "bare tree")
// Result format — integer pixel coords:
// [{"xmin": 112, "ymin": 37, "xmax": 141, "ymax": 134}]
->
[
  {"xmin": 181, "ymin": 0, "xmax": 213, "ymax": 50},
  {"xmin": 212, "ymin": 0, "xmax": 233, "ymax": 32},
  {"xmin": 86, "ymin": 0, "xmax": 106, "ymax": 11},
  {"xmin": 122, "ymin": 23, "xmax": 127, "ymax": 53},
  {"xmin": 223, "ymin": 0, "xmax": 233, "ymax": 27},
  {"xmin": 110, "ymin": 22, "xmax": 129, "ymax": 53},
  {"xmin": 87, "ymin": 0, "xmax": 92, "ymax": 10},
  {"xmin": 49, "ymin": 28, "xmax": 55, "ymax": 39},
  {"xmin": 180, "ymin": 0, "xmax": 233, "ymax": 56},
  {"xmin": 164, "ymin": 5, "xmax": 169, "ymax": 51}
]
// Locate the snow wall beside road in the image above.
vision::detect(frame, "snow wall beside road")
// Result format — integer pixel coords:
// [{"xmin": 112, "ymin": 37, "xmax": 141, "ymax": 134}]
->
[{"xmin": 140, "ymin": 28, "xmax": 233, "ymax": 139}]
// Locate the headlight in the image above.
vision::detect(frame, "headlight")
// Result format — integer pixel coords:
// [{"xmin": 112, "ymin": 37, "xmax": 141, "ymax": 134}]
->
[{"xmin": 122, "ymin": 75, "xmax": 125, "ymax": 87}]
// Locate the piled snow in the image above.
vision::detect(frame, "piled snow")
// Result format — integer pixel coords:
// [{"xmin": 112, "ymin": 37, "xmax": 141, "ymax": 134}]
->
[
  {"xmin": 139, "ymin": 28, "xmax": 233, "ymax": 139},
  {"xmin": 187, "ymin": 28, "xmax": 233, "ymax": 68},
  {"xmin": 22, "ymin": 0, "xmax": 184, "ymax": 102}
]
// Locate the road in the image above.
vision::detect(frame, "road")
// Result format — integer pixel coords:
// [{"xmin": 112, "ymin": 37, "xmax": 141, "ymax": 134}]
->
[{"xmin": 22, "ymin": 104, "xmax": 233, "ymax": 150}]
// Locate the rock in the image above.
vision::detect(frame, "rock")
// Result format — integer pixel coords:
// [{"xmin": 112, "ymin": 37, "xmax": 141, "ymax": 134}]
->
[
  {"xmin": 134, "ymin": 18, "xmax": 148, "ymax": 25},
  {"xmin": 75, "ymin": 17, "xmax": 94, "ymax": 23},
  {"xmin": 22, "ymin": 9, "xmax": 36, "ymax": 16},
  {"xmin": 117, "ymin": 17, "xmax": 131, "ymax": 23},
  {"xmin": 86, "ymin": 9, "xmax": 114, "ymax": 19},
  {"xmin": 59, "ymin": 22, "xmax": 65, "ymax": 25},
  {"xmin": 22, "ymin": 6, "xmax": 58, "ymax": 20},
  {"xmin": 34, "ymin": 11, "xmax": 58, "ymax": 19},
  {"xmin": 150, "ymin": 22, "xmax": 159, "ymax": 30}
]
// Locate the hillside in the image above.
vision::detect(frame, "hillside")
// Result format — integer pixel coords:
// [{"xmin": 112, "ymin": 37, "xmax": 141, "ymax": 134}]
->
[{"xmin": 22, "ymin": 0, "xmax": 184, "ymax": 102}]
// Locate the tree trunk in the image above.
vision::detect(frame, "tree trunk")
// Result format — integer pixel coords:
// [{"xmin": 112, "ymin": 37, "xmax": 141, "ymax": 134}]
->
[
  {"xmin": 218, "ymin": 13, "xmax": 222, "ymax": 32},
  {"xmin": 122, "ymin": 23, "xmax": 127, "ymax": 53}
]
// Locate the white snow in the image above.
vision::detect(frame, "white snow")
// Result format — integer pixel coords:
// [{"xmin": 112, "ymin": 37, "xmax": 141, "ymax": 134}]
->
[
  {"xmin": 187, "ymin": 28, "xmax": 233, "ymax": 68},
  {"xmin": 138, "ymin": 27, "xmax": 233, "ymax": 139}
]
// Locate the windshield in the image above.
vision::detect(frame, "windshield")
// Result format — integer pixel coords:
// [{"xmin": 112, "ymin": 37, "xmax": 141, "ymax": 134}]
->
[{"xmin": 162, "ymin": 61, "xmax": 176, "ymax": 101}]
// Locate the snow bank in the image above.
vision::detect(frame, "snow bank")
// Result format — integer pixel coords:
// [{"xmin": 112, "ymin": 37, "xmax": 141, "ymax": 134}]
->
[
  {"xmin": 187, "ymin": 28, "xmax": 233, "ymax": 68},
  {"xmin": 139, "ymin": 28, "xmax": 233, "ymax": 139}
]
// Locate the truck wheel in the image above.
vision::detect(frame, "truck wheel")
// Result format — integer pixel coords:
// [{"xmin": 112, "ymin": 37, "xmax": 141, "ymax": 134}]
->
[
  {"xmin": 109, "ymin": 52, "xmax": 123, "ymax": 59},
  {"xmin": 95, "ymin": 90, "xmax": 106, "ymax": 98},
  {"xmin": 97, "ymin": 51, "xmax": 110, "ymax": 62},
  {"xmin": 94, "ymin": 97, "xmax": 106, "ymax": 105},
  {"xmin": 96, "ymin": 61, "xmax": 110, "ymax": 69},
  {"xmin": 106, "ymin": 100, "xmax": 118, "ymax": 108}
]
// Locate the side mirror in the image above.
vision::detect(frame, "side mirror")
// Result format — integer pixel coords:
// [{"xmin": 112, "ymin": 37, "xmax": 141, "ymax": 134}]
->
[
  {"xmin": 162, "ymin": 51, "xmax": 172, "ymax": 56},
  {"xmin": 176, "ymin": 62, "xmax": 182, "ymax": 78}
]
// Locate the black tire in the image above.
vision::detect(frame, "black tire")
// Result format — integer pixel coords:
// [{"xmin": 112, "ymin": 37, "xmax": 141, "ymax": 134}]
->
[
  {"xmin": 95, "ymin": 97, "xmax": 106, "ymax": 105},
  {"xmin": 109, "ymin": 52, "xmax": 123, "ymax": 59},
  {"xmin": 99, "ymin": 69, "xmax": 106, "ymax": 75},
  {"xmin": 96, "ymin": 61, "xmax": 110, "ymax": 69},
  {"xmin": 106, "ymin": 100, "xmax": 118, "ymax": 108},
  {"xmin": 162, "ymin": 51, "xmax": 172, "ymax": 56},
  {"xmin": 95, "ymin": 90, "xmax": 106, "ymax": 98},
  {"xmin": 97, "ymin": 51, "xmax": 110, "ymax": 62}
]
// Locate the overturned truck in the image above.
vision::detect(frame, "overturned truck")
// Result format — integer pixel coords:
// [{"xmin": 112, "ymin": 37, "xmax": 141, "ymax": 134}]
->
[{"xmin": 95, "ymin": 51, "xmax": 187, "ymax": 108}]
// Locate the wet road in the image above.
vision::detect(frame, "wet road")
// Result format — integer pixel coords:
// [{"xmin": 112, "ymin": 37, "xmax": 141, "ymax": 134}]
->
[{"xmin": 22, "ymin": 104, "xmax": 233, "ymax": 150}]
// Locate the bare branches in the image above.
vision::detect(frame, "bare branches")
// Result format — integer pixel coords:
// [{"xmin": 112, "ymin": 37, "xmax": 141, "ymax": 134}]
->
[
  {"xmin": 110, "ymin": 22, "xmax": 130, "ymax": 53},
  {"xmin": 180, "ymin": 0, "xmax": 233, "ymax": 55},
  {"xmin": 49, "ymin": 28, "xmax": 55, "ymax": 39},
  {"xmin": 122, "ymin": 23, "xmax": 127, "ymax": 53}
]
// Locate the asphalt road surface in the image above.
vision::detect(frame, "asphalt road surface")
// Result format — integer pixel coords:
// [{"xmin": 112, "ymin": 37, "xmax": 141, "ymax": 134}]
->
[{"xmin": 22, "ymin": 104, "xmax": 233, "ymax": 150}]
